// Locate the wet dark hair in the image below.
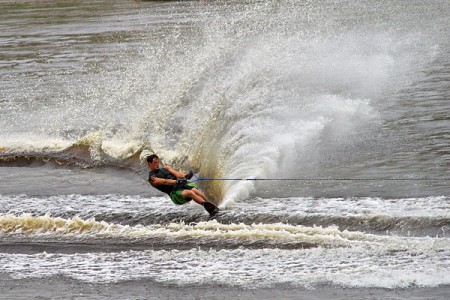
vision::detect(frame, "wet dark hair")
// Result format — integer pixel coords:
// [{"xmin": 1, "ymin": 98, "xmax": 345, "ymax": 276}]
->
[{"xmin": 146, "ymin": 154, "xmax": 159, "ymax": 163}]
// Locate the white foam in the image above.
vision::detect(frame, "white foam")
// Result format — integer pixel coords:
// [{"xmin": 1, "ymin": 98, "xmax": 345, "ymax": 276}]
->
[
  {"xmin": 1, "ymin": 212, "xmax": 449, "ymax": 252},
  {"xmin": 1, "ymin": 194, "xmax": 448, "ymax": 221},
  {"xmin": 0, "ymin": 134, "xmax": 71, "ymax": 153},
  {"xmin": 1, "ymin": 246, "xmax": 449, "ymax": 288}
]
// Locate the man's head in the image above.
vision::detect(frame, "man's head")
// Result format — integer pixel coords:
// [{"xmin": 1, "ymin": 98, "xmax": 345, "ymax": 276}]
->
[{"xmin": 146, "ymin": 154, "xmax": 160, "ymax": 170}]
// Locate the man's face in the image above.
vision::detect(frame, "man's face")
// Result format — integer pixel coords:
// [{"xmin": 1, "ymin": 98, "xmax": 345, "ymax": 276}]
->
[{"xmin": 149, "ymin": 158, "xmax": 160, "ymax": 169}]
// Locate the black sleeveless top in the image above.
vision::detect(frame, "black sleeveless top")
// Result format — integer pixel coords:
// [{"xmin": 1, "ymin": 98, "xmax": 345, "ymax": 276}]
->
[{"xmin": 148, "ymin": 168, "xmax": 175, "ymax": 195}]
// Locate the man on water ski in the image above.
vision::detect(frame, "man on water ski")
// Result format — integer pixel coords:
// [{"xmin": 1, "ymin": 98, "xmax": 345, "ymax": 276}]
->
[{"xmin": 146, "ymin": 154, "xmax": 219, "ymax": 216}]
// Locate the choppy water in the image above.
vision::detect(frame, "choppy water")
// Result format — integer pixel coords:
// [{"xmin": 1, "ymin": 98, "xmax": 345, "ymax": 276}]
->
[{"xmin": 0, "ymin": 0, "xmax": 449, "ymax": 293}]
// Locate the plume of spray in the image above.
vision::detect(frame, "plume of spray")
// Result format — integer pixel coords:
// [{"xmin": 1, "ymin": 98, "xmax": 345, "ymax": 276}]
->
[
  {"xmin": 0, "ymin": 1, "xmax": 441, "ymax": 203},
  {"xmin": 129, "ymin": 0, "xmax": 436, "ymax": 207}
]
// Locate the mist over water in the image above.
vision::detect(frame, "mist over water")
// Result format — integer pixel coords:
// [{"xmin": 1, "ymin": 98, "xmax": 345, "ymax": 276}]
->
[
  {"xmin": 1, "ymin": 1, "xmax": 447, "ymax": 204},
  {"xmin": 126, "ymin": 0, "xmax": 447, "ymax": 204}
]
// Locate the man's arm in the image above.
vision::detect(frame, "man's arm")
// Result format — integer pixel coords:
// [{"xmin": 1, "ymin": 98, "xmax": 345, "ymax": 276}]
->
[
  {"xmin": 164, "ymin": 166, "xmax": 187, "ymax": 179},
  {"xmin": 150, "ymin": 175, "xmax": 176, "ymax": 187}
]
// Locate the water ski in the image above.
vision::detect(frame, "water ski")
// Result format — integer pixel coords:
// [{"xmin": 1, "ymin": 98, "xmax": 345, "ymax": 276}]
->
[{"xmin": 203, "ymin": 201, "xmax": 219, "ymax": 217}]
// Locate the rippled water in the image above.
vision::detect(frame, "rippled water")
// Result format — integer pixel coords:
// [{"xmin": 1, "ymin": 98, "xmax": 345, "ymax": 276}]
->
[{"xmin": 0, "ymin": 0, "xmax": 449, "ymax": 294}]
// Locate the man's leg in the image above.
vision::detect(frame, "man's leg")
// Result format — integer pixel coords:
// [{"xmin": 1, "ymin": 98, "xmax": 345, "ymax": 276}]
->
[
  {"xmin": 182, "ymin": 189, "xmax": 218, "ymax": 216},
  {"xmin": 191, "ymin": 188, "xmax": 208, "ymax": 202},
  {"xmin": 181, "ymin": 188, "xmax": 218, "ymax": 216},
  {"xmin": 181, "ymin": 189, "xmax": 206, "ymax": 205}
]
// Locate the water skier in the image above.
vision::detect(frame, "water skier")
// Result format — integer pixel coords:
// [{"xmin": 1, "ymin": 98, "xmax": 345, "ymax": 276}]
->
[{"xmin": 146, "ymin": 154, "xmax": 219, "ymax": 216}]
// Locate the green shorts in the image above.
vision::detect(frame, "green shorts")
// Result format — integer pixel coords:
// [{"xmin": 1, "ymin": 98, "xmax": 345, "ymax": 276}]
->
[{"xmin": 169, "ymin": 183, "xmax": 198, "ymax": 205}]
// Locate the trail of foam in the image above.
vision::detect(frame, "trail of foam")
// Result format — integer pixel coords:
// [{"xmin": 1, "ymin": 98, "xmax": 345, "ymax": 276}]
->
[
  {"xmin": 1, "ymin": 195, "xmax": 448, "ymax": 237},
  {"xmin": 0, "ymin": 134, "xmax": 145, "ymax": 169},
  {"xmin": 1, "ymin": 214, "xmax": 449, "ymax": 252},
  {"xmin": 0, "ymin": 214, "xmax": 360, "ymax": 246},
  {"xmin": 1, "ymin": 247, "xmax": 449, "ymax": 289},
  {"xmin": 3, "ymin": 195, "xmax": 448, "ymax": 217}
]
